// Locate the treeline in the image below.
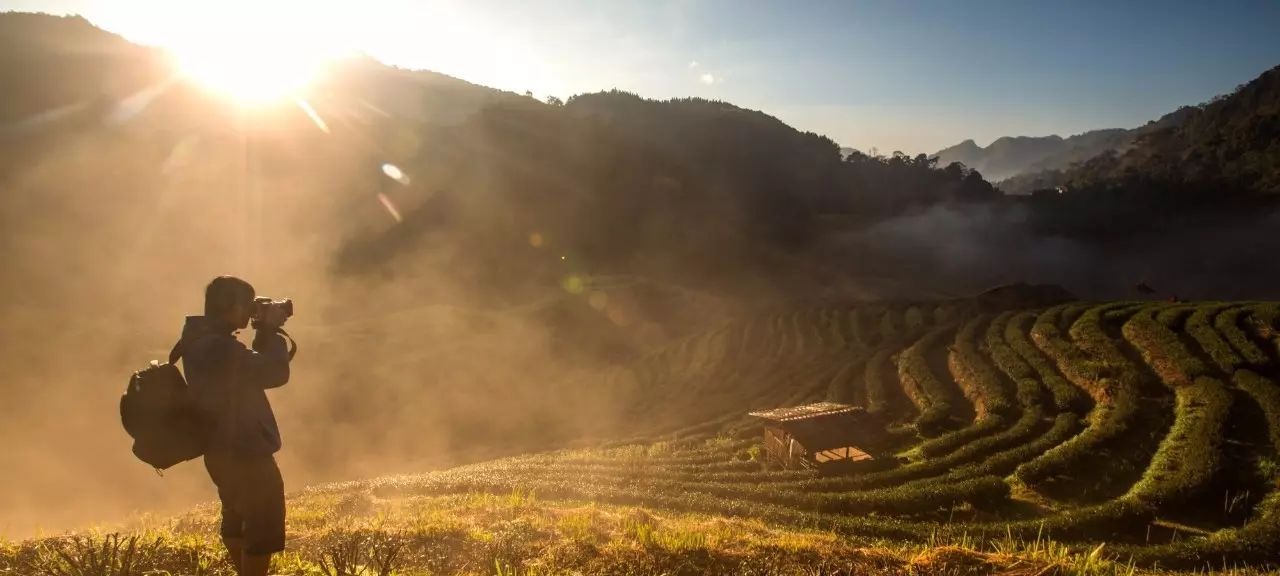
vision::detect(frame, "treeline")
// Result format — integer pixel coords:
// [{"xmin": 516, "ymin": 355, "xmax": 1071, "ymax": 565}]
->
[
  {"xmin": 563, "ymin": 91, "xmax": 1000, "ymax": 236},
  {"xmin": 338, "ymin": 90, "xmax": 1005, "ymax": 288}
]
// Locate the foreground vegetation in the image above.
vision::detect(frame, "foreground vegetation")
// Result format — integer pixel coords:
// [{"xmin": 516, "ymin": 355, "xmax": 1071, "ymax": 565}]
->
[
  {"xmin": 7, "ymin": 298, "xmax": 1280, "ymax": 575},
  {"xmin": 0, "ymin": 491, "xmax": 1236, "ymax": 576}
]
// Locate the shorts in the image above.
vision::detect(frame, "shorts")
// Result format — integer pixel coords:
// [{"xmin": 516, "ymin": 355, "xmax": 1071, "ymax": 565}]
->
[{"xmin": 203, "ymin": 450, "xmax": 286, "ymax": 555}]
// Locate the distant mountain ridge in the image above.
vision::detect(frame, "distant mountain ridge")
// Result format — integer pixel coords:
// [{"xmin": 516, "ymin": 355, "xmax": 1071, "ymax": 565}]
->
[
  {"xmin": 932, "ymin": 129, "xmax": 1133, "ymax": 183},
  {"xmin": 932, "ymin": 99, "xmax": 1213, "ymax": 190}
]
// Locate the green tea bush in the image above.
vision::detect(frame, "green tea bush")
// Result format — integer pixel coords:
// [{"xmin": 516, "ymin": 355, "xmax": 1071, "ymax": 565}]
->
[
  {"xmin": 1030, "ymin": 306, "xmax": 1108, "ymax": 399},
  {"xmin": 1184, "ymin": 304, "xmax": 1242, "ymax": 373},
  {"xmin": 1122, "ymin": 306, "xmax": 1210, "ymax": 387},
  {"xmin": 1069, "ymin": 303, "xmax": 1146, "ymax": 391},
  {"xmin": 775, "ymin": 404, "xmax": 1054, "ymax": 492},
  {"xmin": 1012, "ymin": 386, "xmax": 1141, "ymax": 491},
  {"xmin": 1128, "ymin": 376, "xmax": 1232, "ymax": 505},
  {"xmin": 1218, "ymin": 306, "xmax": 1273, "ymax": 367},
  {"xmin": 914, "ymin": 415, "xmax": 1008, "ymax": 459},
  {"xmin": 898, "ymin": 325, "xmax": 966, "ymax": 435},
  {"xmin": 948, "ymin": 315, "xmax": 1016, "ymax": 418},
  {"xmin": 1122, "ymin": 370, "xmax": 1280, "ymax": 568},
  {"xmin": 1016, "ymin": 305, "xmax": 1166, "ymax": 497},
  {"xmin": 1005, "ymin": 312, "xmax": 1091, "ymax": 413},
  {"xmin": 1234, "ymin": 370, "xmax": 1280, "ymax": 451},
  {"xmin": 863, "ymin": 347, "xmax": 904, "ymax": 417}
]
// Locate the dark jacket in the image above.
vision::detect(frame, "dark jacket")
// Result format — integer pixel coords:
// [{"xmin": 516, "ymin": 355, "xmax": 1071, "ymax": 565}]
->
[{"xmin": 181, "ymin": 316, "xmax": 290, "ymax": 456}]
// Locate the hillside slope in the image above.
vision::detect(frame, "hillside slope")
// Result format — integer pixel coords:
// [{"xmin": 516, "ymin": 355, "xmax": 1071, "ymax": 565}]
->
[
  {"xmin": 1000, "ymin": 64, "xmax": 1280, "ymax": 196},
  {"xmin": 1072, "ymin": 64, "xmax": 1280, "ymax": 196},
  {"xmin": 7, "ymin": 298, "xmax": 1280, "ymax": 574}
]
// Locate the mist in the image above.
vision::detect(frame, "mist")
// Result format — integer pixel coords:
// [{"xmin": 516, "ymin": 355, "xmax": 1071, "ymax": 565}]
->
[
  {"xmin": 0, "ymin": 66, "xmax": 754, "ymax": 537},
  {"xmin": 824, "ymin": 200, "xmax": 1280, "ymax": 301}
]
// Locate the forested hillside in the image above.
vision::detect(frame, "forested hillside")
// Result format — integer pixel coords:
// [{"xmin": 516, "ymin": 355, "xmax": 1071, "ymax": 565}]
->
[
  {"xmin": 1001, "ymin": 65, "xmax": 1280, "ymax": 200},
  {"xmin": 1065, "ymin": 65, "xmax": 1280, "ymax": 196}
]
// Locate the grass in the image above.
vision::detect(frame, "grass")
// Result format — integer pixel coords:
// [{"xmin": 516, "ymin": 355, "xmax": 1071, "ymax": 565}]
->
[{"xmin": 5, "ymin": 492, "xmax": 1217, "ymax": 576}]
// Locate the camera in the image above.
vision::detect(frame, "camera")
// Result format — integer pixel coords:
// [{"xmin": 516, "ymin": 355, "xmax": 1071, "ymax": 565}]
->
[{"xmin": 252, "ymin": 297, "xmax": 294, "ymax": 324}]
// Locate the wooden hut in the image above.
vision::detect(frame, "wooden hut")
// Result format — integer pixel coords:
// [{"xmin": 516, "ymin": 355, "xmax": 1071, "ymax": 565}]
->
[{"xmin": 748, "ymin": 402, "xmax": 888, "ymax": 472}]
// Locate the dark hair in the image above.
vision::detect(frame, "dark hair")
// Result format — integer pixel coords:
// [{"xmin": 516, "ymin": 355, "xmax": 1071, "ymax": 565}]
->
[{"xmin": 205, "ymin": 276, "xmax": 256, "ymax": 317}]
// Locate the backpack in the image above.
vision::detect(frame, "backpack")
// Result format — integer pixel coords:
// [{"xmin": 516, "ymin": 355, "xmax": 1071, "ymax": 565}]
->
[{"xmin": 120, "ymin": 340, "xmax": 208, "ymax": 471}]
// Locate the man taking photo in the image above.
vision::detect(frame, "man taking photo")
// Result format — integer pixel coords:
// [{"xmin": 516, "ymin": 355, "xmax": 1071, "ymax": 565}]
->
[{"xmin": 181, "ymin": 276, "xmax": 293, "ymax": 576}]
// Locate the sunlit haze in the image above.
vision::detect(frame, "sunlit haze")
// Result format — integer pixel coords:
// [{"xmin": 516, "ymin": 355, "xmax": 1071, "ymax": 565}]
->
[{"xmin": 6, "ymin": 0, "xmax": 1280, "ymax": 151}]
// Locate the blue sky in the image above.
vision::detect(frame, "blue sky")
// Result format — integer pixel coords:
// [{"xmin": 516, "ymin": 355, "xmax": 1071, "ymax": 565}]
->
[{"xmin": 6, "ymin": 0, "xmax": 1280, "ymax": 152}]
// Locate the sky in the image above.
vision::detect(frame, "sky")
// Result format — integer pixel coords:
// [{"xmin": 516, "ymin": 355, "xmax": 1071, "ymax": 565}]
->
[{"xmin": 5, "ymin": 0, "xmax": 1280, "ymax": 153}]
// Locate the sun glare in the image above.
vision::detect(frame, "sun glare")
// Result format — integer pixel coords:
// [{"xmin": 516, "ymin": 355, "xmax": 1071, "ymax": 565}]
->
[
  {"xmin": 175, "ymin": 43, "xmax": 329, "ymax": 104},
  {"xmin": 156, "ymin": 4, "xmax": 348, "ymax": 105}
]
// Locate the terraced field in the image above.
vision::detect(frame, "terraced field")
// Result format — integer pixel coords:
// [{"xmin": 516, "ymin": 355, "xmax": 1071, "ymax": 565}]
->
[{"xmin": 7, "ymin": 300, "xmax": 1280, "ymax": 575}]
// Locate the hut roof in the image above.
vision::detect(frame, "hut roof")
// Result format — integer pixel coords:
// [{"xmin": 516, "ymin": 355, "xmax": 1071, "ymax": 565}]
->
[
  {"xmin": 749, "ymin": 402, "xmax": 885, "ymax": 453},
  {"xmin": 748, "ymin": 402, "xmax": 858, "ymax": 422}
]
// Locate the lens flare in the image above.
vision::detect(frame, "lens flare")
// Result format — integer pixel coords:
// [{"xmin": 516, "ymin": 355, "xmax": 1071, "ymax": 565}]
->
[
  {"xmin": 377, "ymin": 193, "xmax": 403, "ymax": 223},
  {"xmin": 561, "ymin": 276, "xmax": 584, "ymax": 294},
  {"xmin": 295, "ymin": 100, "xmax": 330, "ymax": 133},
  {"xmin": 382, "ymin": 163, "xmax": 411, "ymax": 185}
]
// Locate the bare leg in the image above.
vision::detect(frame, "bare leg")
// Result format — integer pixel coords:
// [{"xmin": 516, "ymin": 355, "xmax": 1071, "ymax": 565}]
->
[
  {"xmin": 221, "ymin": 537, "xmax": 245, "ymax": 574},
  {"xmin": 241, "ymin": 552, "xmax": 273, "ymax": 576}
]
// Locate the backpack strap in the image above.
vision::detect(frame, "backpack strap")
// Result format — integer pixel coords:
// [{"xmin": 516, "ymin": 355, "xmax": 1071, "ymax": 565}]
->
[
  {"xmin": 167, "ymin": 339, "xmax": 184, "ymax": 365},
  {"xmin": 277, "ymin": 328, "xmax": 298, "ymax": 361}
]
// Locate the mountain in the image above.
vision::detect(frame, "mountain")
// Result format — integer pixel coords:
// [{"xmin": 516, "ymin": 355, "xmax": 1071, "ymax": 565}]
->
[
  {"xmin": 994, "ymin": 107, "xmax": 1200, "ymax": 194},
  {"xmin": 1061, "ymin": 65, "xmax": 1280, "ymax": 196},
  {"xmin": 932, "ymin": 129, "xmax": 1133, "ymax": 183},
  {"xmin": 1002, "ymin": 64, "xmax": 1280, "ymax": 202},
  {"xmin": 939, "ymin": 66, "xmax": 1277, "ymax": 195}
]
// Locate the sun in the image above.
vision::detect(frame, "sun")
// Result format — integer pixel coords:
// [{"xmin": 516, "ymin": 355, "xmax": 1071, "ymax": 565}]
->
[
  {"xmin": 171, "ymin": 35, "xmax": 336, "ymax": 104},
  {"xmin": 153, "ymin": 4, "xmax": 349, "ymax": 105},
  {"xmin": 174, "ymin": 44, "xmax": 324, "ymax": 104}
]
